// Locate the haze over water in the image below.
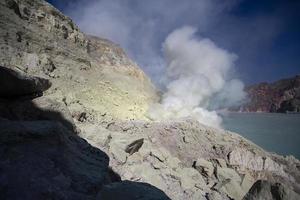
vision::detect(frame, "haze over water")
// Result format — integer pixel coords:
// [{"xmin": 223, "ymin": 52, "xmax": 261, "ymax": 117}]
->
[{"xmin": 222, "ymin": 113, "xmax": 300, "ymax": 159}]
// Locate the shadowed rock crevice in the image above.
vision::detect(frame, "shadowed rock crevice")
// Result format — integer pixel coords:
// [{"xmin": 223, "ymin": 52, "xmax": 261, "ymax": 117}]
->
[
  {"xmin": 0, "ymin": 66, "xmax": 51, "ymax": 98},
  {"xmin": 0, "ymin": 66, "xmax": 171, "ymax": 200}
]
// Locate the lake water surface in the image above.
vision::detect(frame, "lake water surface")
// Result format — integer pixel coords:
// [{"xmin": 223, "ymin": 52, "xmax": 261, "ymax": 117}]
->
[{"xmin": 221, "ymin": 112, "xmax": 300, "ymax": 159}]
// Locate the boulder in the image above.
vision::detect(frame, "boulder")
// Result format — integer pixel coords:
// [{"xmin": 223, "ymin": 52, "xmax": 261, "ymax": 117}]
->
[
  {"xmin": 0, "ymin": 66, "xmax": 51, "ymax": 98},
  {"xmin": 216, "ymin": 167, "xmax": 245, "ymax": 200},
  {"xmin": 217, "ymin": 167, "xmax": 242, "ymax": 183},
  {"xmin": 179, "ymin": 167, "xmax": 206, "ymax": 191},
  {"xmin": 125, "ymin": 138, "xmax": 144, "ymax": 155},
  {"xmin": 228, "ymin": 148, "xmax": 264, "ymax": 171},
  {"xmin": 125, "ymin": 162, "xmax": 169, "ymax": 191},
  {"xmin": 228, "ymin": 148, "xmax": 285, "ymax": 177},
  {"xmin": 243, "ymin": 180, "xmax": 300, "ymax": 200}
]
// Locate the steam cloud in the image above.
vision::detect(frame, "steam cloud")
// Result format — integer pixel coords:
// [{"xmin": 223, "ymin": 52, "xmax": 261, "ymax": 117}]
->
[
  {"xmin": 148, "ymin": 27, "xmax": 246, "ymax": 128},
  {"xmin": 65, "ymin": 0, "xmax": 239, "ymax": 85},
  {"xmin": 65, "ymin": 0, "xmax": 247, "ymax": 128}
]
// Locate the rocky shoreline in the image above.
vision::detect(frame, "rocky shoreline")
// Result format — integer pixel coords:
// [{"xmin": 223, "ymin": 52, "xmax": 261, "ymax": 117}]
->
[{"xmin": 0, "ymin": 0, "xmax": 299, "ymax": 199}]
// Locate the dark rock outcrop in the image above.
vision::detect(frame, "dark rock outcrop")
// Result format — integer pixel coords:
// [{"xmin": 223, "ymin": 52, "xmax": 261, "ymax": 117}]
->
[
  {"xmin": 0, "ymin": 96, "xmax": 76, "ymax": 131},
  {"xmin": 243, "ymin": 180, "xmax": 300, "ymax": 200},
  {"xmin": 0, "ymin": 66, "xmax": 51, "ymax": 98},
  {"xmin": 0, "ymin": 121, "xmax": 110, "ymax": 200},
  {"xmin": 97, "ymin": 181, "xmax": 171, "ymax": 200}
]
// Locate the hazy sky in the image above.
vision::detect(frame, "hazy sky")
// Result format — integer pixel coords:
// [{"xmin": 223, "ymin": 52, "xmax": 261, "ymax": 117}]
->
[{"xmin": 47, "ymin": 0, "xmax": 300, "ymax": 85}]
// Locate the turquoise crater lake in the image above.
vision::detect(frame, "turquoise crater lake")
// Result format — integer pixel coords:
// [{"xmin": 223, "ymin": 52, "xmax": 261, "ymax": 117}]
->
[{"xmin": 221, "ymin": 112, "xmax": 300, "ymax": 159}]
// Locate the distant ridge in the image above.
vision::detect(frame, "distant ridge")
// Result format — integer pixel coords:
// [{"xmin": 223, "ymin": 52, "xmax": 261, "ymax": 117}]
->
[{"xmin": 237, "ymin": 75, "xmax": 300, "ymax": 113}]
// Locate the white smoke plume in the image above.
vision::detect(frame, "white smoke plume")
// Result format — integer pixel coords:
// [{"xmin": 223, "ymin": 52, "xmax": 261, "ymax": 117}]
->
[
  {"xmin": 63, "ymin": 1, "xmax": 248, "ymax": 128},
  {"xmin": 148, "ymin": 26, "xmax": 246, "ymax": 128},
  {"xmin": 64, "ymin": 0, "xmax": 239, "ymax": 85}
]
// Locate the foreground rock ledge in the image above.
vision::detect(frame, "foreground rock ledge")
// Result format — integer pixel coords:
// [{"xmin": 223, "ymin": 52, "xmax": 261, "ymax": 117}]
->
[
  {"xmin": 78, "ymin": 118, "xmax": 300, "ymax": 200},
  {"xmin": 0, "ymin": 120, "xmax": 171, "ymax": 200}
]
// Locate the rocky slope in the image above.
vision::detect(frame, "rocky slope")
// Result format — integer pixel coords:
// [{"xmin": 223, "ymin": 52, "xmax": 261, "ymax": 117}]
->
[
  {"xmin": 0, "ymin": 0, "xmax": 300, "ymax": 200},
  {"xmin": 238, "ymin": 75, "xmax": 300, "ymax": 113},
  {"xmin": 0, "ymin": 66, "xmax": 170, "ymax": 200},
  {"xmin": 1, "ymin": 65, "xmax": 299, "ymax": 200},
  {"xmin": 0, "ymin": 0, "xmax": 158, "ymax": 121}
]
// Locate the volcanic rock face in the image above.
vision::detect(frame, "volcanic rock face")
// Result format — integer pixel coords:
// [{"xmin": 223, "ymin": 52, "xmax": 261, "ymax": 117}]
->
[
  {"xmin": 0, "ymin": 0, "xmax": 158, "ymax": 121},
  {"xmin": 0, "ymin": 0, "xmax": 300, "ymax": 200},
  {"xmin": 239, "ymin": 75, "xmax": 300, "ymax": 112}
]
